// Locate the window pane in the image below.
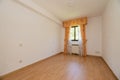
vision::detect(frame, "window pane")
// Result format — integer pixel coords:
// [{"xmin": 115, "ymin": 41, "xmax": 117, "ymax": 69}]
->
[
  {"xmin": 76, "ymin": 26, "xmax": 82, "ymax": 40},
  {"xmin": 70, "ymin": 27, "xmax": 74, "ymax": 40},
  {"xmin": 70, "ymin": 26, "xmax": 82, "ymax": 41},
  {"xmin": 76, "ymin": 27, "xmax": 79, "ymax": 40}
]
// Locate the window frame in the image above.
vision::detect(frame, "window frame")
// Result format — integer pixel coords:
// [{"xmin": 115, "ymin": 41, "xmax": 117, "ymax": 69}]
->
[{"xmin": 71, "ymin": 26, "xmax": 79, "ymax": 41}]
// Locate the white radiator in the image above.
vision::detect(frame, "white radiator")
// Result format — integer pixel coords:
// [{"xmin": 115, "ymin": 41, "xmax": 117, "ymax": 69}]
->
[{"xmin": 72, "ymin": 45, "xmax": 79, "ymax": 54}]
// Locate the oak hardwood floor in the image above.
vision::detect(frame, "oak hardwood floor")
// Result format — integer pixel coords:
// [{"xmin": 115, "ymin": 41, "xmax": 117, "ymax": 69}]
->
[{"xmin": 1, "ymin": 54, "xmax": 118, "ymax": 80}]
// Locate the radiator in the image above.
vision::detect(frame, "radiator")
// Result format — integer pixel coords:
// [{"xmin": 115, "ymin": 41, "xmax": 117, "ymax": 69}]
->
[{"xmin": 72, "ymin": 45, "xmax": 79, "ymax": 54}]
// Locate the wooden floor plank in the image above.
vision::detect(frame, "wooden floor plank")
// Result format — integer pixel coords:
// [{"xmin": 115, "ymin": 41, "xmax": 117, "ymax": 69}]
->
[{"xmin": 1, "ymin": 54, "xmax": 118, "ymax": 80}]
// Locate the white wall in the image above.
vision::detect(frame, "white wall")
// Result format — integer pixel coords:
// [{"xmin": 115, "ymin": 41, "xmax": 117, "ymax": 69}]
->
[
  {"xmin": 0, "ymin": 0, "xmax": 62, "ymax": 76},
  {"xmin": 86, "ymin": 16, "xmax": 102, "ymax": 56},
  {"xmin": 102, "ymin": 0, "xmax": 120, "ymax": 79}
]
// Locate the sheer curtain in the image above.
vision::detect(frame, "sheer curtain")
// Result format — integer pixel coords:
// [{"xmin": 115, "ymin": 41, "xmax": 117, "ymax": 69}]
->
[
  {"xmin": 78, "ymin": 26, "xmax": 83, "ymax": 56},
  {"xmin": 67, "ymin": 27, "xmax": 72, "ymax": 54}
]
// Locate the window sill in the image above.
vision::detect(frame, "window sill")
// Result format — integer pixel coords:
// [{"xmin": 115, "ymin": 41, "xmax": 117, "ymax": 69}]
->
[{"xmin": 71, "ymin": 40, "xmax": 78, "ymax": 41}]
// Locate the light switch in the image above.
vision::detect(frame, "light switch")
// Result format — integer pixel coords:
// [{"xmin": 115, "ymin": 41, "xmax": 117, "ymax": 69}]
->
[{"xmin": 19, "ymin": 43, "xmax": 23, "ymax": 47}]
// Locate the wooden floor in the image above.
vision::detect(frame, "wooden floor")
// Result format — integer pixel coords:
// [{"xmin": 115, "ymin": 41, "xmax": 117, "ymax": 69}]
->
[{"xmin": 1, "ymin": 54, "xmax": 118, "ymax": 80}]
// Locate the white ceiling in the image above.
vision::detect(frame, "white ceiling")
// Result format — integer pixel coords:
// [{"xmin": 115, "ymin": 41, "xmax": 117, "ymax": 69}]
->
[{"xmin": 33, "ymin": 0, "xmax": 109, "ymax": 21}]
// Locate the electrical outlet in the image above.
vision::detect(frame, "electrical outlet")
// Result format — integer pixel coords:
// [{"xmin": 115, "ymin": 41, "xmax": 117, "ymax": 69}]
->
[
  {"xmin": 95, "ymin": 51, "xmax": 100, "ymax": 54},
  {"xmin": 19, "ymin": 60, "xmax": 22, "ymax": 63},
  {"xmin": 19, "ymin": 43, "xmax": 23, "ymax": 47}
]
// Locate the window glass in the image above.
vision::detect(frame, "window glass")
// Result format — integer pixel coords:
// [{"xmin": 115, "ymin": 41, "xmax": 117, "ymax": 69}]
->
[{"xmin": 70, "ymin": 26, "xmax": 81, "ymax": 41}]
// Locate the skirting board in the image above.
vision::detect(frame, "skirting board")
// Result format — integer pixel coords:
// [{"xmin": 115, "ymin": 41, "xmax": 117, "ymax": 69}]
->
[
  {"xmin": 87, "ymin": 53, "xmax": 102, "ymax": 57},
  {"xmin": 0, "ymin": 52, "xmax": 62, "ymax": 78},
  {"xmin": 101, "ymin": 57, "xmax": 118, "ymax": 80},
  {"xmin": 62, "ymin": 52, "xmax": 102, "ymax": 57}
]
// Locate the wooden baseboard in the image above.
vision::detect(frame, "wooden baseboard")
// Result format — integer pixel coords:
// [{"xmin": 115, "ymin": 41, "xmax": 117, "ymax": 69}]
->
[{"xmin": 1, "ymin": 52, "xmax": 62, "ymax": 78}]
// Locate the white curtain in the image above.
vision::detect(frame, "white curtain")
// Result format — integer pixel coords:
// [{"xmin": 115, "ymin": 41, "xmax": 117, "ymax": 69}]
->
[{"xmin": 78, "ymin": 26, "xmax": 83, "ymax": 56}]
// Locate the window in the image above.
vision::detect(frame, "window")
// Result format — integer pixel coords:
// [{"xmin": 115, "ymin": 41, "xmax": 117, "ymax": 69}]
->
[{"xmin": 70, "ymin": 26, "xmax": 80, "ymax": 41}]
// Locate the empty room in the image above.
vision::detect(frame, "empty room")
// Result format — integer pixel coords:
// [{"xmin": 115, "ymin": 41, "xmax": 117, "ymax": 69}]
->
[{"xmin": 0, "ymin": 0, "xmax": 120, "ymax": 80}]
